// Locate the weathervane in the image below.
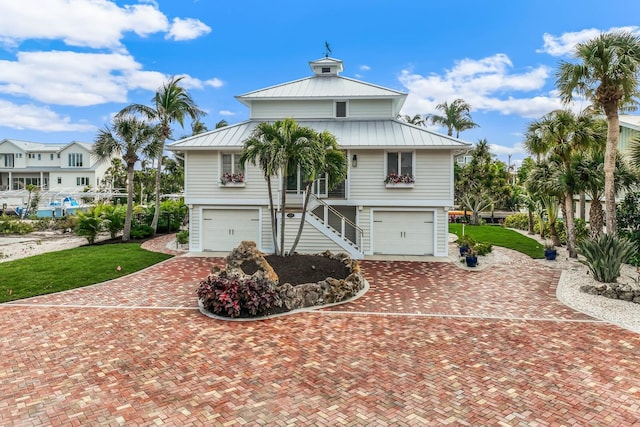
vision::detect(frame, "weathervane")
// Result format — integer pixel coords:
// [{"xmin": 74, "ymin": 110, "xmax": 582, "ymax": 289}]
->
[{"xmin": 324, "ymin": 41, "xmax": 332, "ymax": 58}]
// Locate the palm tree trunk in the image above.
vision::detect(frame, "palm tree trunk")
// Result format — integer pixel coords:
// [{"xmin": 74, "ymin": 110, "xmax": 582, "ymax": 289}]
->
[
  {"xmin": 266, "ymin": 175, "xmax": 279, "ymax": 256},
  {"xmin": 527, "ymin": 209, "xmax": 535, "ymax": 235},
  {"xmin": 564, "ymin": 193, "xmax": 577, "ymax": 258},
  {"xmin": 150, "ymin": 152, "xmax": 162, "ymax": 234},
  {"xmin": 289, "ymin": 183, "xmax": 312, "ymax": 254},
  {"xmin": 579, "ymin": 191, "xmax": 586, "ymax": 221},
  {"xmin": 123, "ymin": 166, "xmax": 135, "ymax": 241},
  {"xmin": 604, "ymin": 108, "xmax": 620, "ymax": 235},
  {"xmin": 589, "ymin": 201, "xmax": 604, "ymax": 239},
  {"xmin": 280, "ymin": 175, "xmax": 287, "ymax": 256}
]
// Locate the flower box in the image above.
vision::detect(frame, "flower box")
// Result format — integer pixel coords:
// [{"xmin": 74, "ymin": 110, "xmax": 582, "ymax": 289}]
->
[
  {"xmin": 219, "ymin": 182, "xmax": 246, "ymax": 188},
  {"xmin": 385, "ymin": 183, "xmax": 414, "ymax": 188},
  {"xmin": 384, "ymin": 173, "xmax": 415, "ymax": 187}
]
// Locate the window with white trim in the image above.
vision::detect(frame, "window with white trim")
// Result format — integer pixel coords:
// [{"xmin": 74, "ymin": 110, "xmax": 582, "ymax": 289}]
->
[
  {"xmin": 77, "ymin": 176, "xmax": 90, "ymax": 186},
  {"xmin": 385, "ymin": 151, "xmax": 415, "ymax": 184},
  {"xmin": 220, "ymin": 153, "xmax": 244, "ymax": 184},
  {"xmin": 68, "ymin": 153, "xmax": 84, "ymax": 167},
  {"xmin": 336, "ymin": 101, "xmax": 347, "ymax": 118}
]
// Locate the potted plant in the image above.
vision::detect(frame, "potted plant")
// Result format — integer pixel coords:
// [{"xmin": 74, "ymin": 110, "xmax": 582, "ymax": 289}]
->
[
  {"xmin": 544, "ymin": 242, "xmax": 557, "ymax": 261},
  {"xmin": 464, "ymin": 248, "xmax": 478, "ymax": 267},
  {"xmin": 456, "ymin": 234, "xmax": 475, "ymax": 256}
]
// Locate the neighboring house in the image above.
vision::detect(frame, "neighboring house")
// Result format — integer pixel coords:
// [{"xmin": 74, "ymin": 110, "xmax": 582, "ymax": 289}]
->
[
  {"xmin": 0, "ymin": 139, "xmax": 113, "ymax": 208},
  {"xmin": 619, "ymin": 115, "xmax": 640, "ymax": 156},
  {"xmin": 169, "ymin": 57, "xmax": 470, "ymax": 258}
]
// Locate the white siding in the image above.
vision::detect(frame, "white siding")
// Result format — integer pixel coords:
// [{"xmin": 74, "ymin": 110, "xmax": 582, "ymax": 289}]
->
[
  {"xmin": 251, "ymin": 100, "xmax": 333, "ymax": 120},
  {"xmin": 349, "ymin": 149, "xmax": 452, "ymax": 201},
  {"xmin": 436, "ymin": 207, "xmax": 448, "ymax": 256},
  {"xmin": 190, "ymin": 207, "xmax": 201, "ymax": 250},
  {"xmin": 349, "ymin": 99, "xmax": 392, "ymax": 118},
  {"xmin": 185, "ymin": 151, "xmax": 270, "ymax": 201},
  {"xmin": 357, "ymin": 207, "xmax": 371, "ymax": 253},
  {"xmin": 283, "ymin": 217, "xmax": 344, "ymax": 254}
]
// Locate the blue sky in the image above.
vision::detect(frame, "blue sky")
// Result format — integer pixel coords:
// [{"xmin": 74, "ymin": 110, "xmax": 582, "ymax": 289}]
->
[{"xmin": 0, "ymin": 0, "xmax": 638, "ymax": 165}]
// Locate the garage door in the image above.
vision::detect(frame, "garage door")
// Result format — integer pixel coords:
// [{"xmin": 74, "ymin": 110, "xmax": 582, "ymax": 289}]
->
[
  {"xmin": 373, "ymin": 211, "xmax": 434, "ymax": 255},
  {"xmin": 202, "ymin": 209, "xmax": 259, "ymax": 251}
]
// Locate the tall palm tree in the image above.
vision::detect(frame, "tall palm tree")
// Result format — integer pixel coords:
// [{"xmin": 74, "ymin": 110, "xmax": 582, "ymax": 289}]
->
[
  {"xmin": 524, "ymin": 110, "xmax": 605, "ymax": 257},
  {"xmin": 429, "ymin": 98, "xmax": 479, "ymax": 138},
  {"xmin": 93, "ymin": 114, "xmax": 157, "ymax": 241},
  {"xmin": 119, "ymin": 76, "xmax": 204, "ymax": 234},
  {"xmin": 556, "ymin": 30, "xmax": 640, "ymax": 236},
  {"xmin": 289, "ymin": 130, "xmax": 347, "ymax": 254},
  {"xmin": 240, "ymin": 119, "xmax": 318, "ymax": 256}
]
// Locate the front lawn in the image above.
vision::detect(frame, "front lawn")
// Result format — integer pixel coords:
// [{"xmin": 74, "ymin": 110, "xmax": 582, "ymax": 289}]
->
[
  {"xmin": 449, "ymin": 223, "xmax": 545, "ymax": 259},
  {"xmin": 0, "ymin": 243, "xmax": 172, "ymax": 303}
]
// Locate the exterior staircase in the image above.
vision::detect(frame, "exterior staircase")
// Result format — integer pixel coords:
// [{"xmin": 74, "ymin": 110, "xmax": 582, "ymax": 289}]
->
[{"xmin": 306, "ymin": 193, "xmax": 364, "ymax": 259}]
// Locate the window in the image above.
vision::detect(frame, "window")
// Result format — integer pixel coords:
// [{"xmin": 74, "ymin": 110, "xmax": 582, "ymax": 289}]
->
[
  {"xmin": 322, "ymin": 67, "xmax": 331, "ymax": 73},
  {"xmin": 385, "ymin": 152, "xmax": 414, "ymax": 185},
  {"xmin": 4, "ymin": 153, "xmax": 14, "ymax": 167},
  {"xmin": 57, "ymin": 177, "xmax": 62, "ymax": 184},
  {"xmin": 77, "ymin": 177, "xmax": 90, "ymax": 186},
  {"xmin": 68, "ymin": 153, "xmax": 84, "ymax": 167},
  {"xmin": 220, "ymin": 153, "xmax": 244, "ymax": 184},
  {"xmin": 336, "ymin": 101, "xmax": 347, "ymax": 118},
  {"xmin": 57, "ymin": 153, "xmax": 60, "ymax": 159},
  {"xmin": 38, "ymin": 154, "xmax": 41, "ymax": 160},
  {"xmin": 28, "ymin": 153, "xmax": 34, "ymax": 159},
  {"xmin": 50, "ymin": 154, "xmax": 54, "ymax": 160}
]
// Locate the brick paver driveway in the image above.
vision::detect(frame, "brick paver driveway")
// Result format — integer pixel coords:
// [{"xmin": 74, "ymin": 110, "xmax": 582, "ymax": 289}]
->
[{"xmin": 2, "ymin": 236, "xmax": 639, "ymax": 426}]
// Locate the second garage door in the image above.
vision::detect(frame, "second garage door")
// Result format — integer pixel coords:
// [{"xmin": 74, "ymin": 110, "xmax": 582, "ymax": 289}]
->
[
  {"xmin": 372, "ymin": 211, "xmax": 434, "ymax": 255},
  {"xmin": 202, "ymin": 209, "xmax": 259, "ymax": 252}
]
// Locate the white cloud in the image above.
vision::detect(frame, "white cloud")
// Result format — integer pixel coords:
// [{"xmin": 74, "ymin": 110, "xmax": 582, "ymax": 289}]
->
[
  {"xmin": 0, "ymin": 50, "xmax": 218, "ymax": 107},
  {"xmin": 398, "ymin": 54, "xmax": 559, "ymax": 120},
  {"xmin": 0, "ymin": 0, "xmax": 169, "ymax": 50},
  {"xmin": 167, "ymin": 17, "xmax": 211, "ymax": 41},
  {"xmin": 219, "ymin": 110, "xmax": 235, "ymax": 116},
  {"xmin": 359, "ymin": 65, "xmax": 371, "ymax": 71},
  {"xmin": 0, "ymin": 100, "xmax": 95, "ymax": 132},
  {"xmin": 538, "ymin": 26, "xmax": 640, "ymax": 57}
]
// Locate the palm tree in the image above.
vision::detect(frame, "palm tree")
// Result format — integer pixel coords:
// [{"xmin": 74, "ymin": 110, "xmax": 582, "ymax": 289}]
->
[
  {"xmin": 398, "ymin": 114, "xmax": 425, "ymax": 126},
  {"xmin": 526, "ymin": 160, "xmax": 563, "ymax": 246},
  {"xmin": 428, "ymin": 98, "xmax": 479, "ymax": 138},
  {"xmin": 240, "ymin": 119, "xmax": 318, "ymax": 256},
  {"xmin": 524, "ymin": 110, "xmax": 605, "ymax": 257},
  {"xmin": 93, "ymin": 114, "xmax": 157, "ymax": 241},
  {"xmin": 215, "ymin": 119, "xmax": 229, "ymax": 129},
  {"xmin": 556, "ymin": 30, "xmax": 640, "ymax": 236},
  {"xmin": 289, "ymin": 130, "xmax": 347, "ymax": 254},
  {"xmin": 191, "ymin": 119, "xmax": 209, "ymax": 135},
  {"xmin": 119, "ymin": 76, "xmax": 204, "ymax": 234}
]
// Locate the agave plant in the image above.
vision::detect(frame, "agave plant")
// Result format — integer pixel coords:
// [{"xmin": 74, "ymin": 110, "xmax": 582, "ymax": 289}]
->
[{"xmin": 578, "ymin": 234, "xmax": 637, "ymax": 283}]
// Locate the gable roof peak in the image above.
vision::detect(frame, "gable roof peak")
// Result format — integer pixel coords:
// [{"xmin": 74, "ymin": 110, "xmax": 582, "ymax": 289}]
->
[{"xmin": 309, "ymin": 57, "xmax": 344, "ymax": 76}]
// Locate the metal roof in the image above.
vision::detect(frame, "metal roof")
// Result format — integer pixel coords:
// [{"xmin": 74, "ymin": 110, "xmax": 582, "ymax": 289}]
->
[
  {"xmin": 0, "ymin": 139, "xmax": 64, "ymax": 152},
  {"xmin": 168, "ymin": 120, "xmax": 470, "ymax": 151},
  {"xmin": 236, "ymin": 75, "xmax": 406, "ymax": 104},
  {"xmin": 620, "ymin": 115, "xmax": 640, "ymax": 131}
]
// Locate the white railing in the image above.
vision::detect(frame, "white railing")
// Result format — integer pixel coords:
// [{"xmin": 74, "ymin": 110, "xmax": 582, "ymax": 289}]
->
[{"xmin": 307, "ymin": 193, "xmax": 363, "ymax": 251}]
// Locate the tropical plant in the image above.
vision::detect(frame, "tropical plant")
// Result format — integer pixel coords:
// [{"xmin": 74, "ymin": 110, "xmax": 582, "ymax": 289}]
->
[
  {"xmin": 75, "ymin": 208, "xmax": 103, "ymax": 244},
  {"xmin": 524, "ymin": 109, "xmax": 605, "ymax": 257},
  {"xmin": 578, "ymin": 234, "xmax": 636, "ymax": 282},
  {"xmin": 240, "ymin": 118, "xmax": 320, "ymax": 256},
  {"xmin": 290, "ymin": 130, "xmax": 347, "ymax": 254},
  {"xmin": 176, "ymin": 230, "xmax": 189, "ymax": 245},
  {"xmin": 196, "ymin": 273, "xmax": 282, "ymax": 318},
  {"xmin": 398, "ymin": 114, "xmax": 425, "ymax": 126},
  {"xmin": 525, "ymin": 160, "xmax": 563, "ymax": 245},
  {"xmin": 93, "ymin": 114, "xmax": 158, "ymax": 241},
  {"xmin": 556, "ymin": 30, "xmax": 640, "ymax": 236},
  {"xmin": 100, "ymin": 204, "xmax": 126, "ymax": 239},
  {"xmin": 428, "ymin": 98, "xmax": 479, "ymax": 138},
  {"xmin": 119, "ymin": 76, "xmax": 204, "ymax": 234}
]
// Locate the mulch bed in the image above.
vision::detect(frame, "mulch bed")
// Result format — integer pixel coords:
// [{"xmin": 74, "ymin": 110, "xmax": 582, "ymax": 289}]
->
[{"xmin": 265, "ymin": 254, "xmax": 351, "ymax": 285}]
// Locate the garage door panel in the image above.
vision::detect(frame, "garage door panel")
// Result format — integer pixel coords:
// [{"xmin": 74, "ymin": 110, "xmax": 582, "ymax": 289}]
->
[
  {"xmin": 202, "ymin": 209, "xmax": 259, "ymax": 251},
  {"xmin": 373, "ymin": 211, "xmax": 434, "ymax": 255}
]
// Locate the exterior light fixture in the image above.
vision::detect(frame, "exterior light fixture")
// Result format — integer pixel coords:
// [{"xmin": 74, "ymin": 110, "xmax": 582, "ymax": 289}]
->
[{"xmin": 352, "ymin": 154, "xmax": 357, "ymax": 167}]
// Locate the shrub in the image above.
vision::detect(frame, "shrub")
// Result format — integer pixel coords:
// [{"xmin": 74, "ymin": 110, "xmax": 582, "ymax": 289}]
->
[
  {"xmin": 75, "ymin": 209, "xmax": 104, "ymax": 244},
  {"xmin": 130, "ymin": 224, "xmax": 154, "ymax": 239},
  {"xmin": 474, "ymin": 242, "xmax": 493, "ymax": 256},
  {"xmin": 32, "ymin": 218, "xmax": 52, "ymax": 231},
  {"xmin": 100, "ymin": 204, "xmax": 126, "ymax": 239},
  {"xmin": 578, "ymin": 234, "xmax": 637, "ymax": 283},
  {"xmin": 196, "ymin": 272, "xmax": 282, "ymax": 318},
  {"xmin": 53, "ymin": 215, "xmax": 78, "ymax": 231},
  {"xmin": 0, "ymin": 219, "xmax": 34, "ymax": 235},
  {"xmin": 176, "ymin": 230, "xmax": 189, "ymax": 245},
  {"xmin": 504, "ymin": 213, "xmax": 529, "ymax": 230}
]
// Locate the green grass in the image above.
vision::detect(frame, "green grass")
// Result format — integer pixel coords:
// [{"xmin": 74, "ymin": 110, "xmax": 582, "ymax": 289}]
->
[
  {"xmin": 0, "ymin": 244, "xmax": 172, "ymax": 303},
  {"xmin": 449, "ymin": 223, "xmax": 545, "ymax": 259}
]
